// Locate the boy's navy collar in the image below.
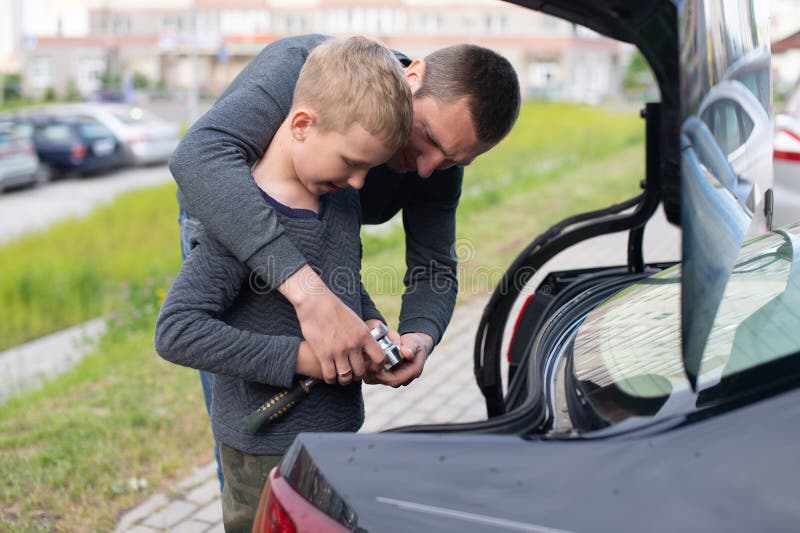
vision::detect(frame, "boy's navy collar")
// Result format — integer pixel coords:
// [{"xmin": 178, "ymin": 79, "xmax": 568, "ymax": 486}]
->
[{"xmin": 260, "ymin": 189, "xmax": 326, "ymax": 220}]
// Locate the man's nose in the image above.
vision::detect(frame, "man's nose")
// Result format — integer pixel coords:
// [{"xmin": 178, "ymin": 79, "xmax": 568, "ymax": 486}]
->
[{"xmin": 417, "ymin": 151, "xmax": 447, "ymax": 179}]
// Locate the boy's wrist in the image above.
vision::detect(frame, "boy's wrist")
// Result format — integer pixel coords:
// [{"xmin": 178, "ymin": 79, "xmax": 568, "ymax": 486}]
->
[
  {"xmin": 278, "ymin": 264, "xmax": 328, "ymax": 308},
  {"xmin": 295, "ymin": 341, "xmax": 323, "ymax": 379}
]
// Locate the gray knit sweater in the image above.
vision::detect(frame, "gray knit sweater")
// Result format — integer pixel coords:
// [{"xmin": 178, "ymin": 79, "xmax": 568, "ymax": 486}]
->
[
  {"xmin": 154, "ymin": 189, "xmax": 382, "ymax": 455},
  {"xmin": 168, "ymin": 33, "xmax": 460, "ymax": 346}
]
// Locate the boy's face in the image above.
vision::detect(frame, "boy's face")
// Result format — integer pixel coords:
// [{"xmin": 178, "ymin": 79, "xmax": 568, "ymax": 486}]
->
[{"xmin": 291, "ymin": 111, "xmax": 394, "ymax": 195}]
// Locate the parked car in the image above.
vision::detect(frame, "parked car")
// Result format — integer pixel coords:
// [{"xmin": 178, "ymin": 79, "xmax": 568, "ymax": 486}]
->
[
  {"xmin": 15, "ymin": 114, "xmax": 123, "ymax": 179},
  {"xmin": 48, "ymin": 103, "xmax": 180, "ymax": 166},
  {"xmin": 0, "ymin": 121, "xmax": 41, "ymax": 192},
  {"xmin": 697, "ymin": 78, "xmax": 772, "ymax": 216},
  {"xmin": 253, "ymin": 1, "xmax": 800, "ymax": 531},
  {"xmin": 773, "ymin": 82, "xmax": 800, "ymax": 227}
]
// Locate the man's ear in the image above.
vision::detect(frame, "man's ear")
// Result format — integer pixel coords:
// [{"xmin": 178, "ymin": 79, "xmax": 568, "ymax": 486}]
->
[
  {"xmin": 405, "ymin": 59, "xmax": 426, "ymax": 95},
  {"xmin": 290, "ymin": 109, "xmax": 316, "ymax": 141}
]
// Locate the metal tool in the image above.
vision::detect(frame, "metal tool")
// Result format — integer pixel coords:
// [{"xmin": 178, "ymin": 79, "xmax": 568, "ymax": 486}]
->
[{"xmin": 243, "ymin": 323, "xmax": 402, "ymax": 435}]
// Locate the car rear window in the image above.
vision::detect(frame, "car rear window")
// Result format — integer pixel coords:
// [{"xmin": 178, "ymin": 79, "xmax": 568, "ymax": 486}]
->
[
  {"xmin": 37, "ymin": 124, "xmax": 75, "ymax": 142},
  {"xmin": 110, "ymin": 107, "xmax": 159, "ymax": 125},
  {"xmin": 78, "ymin": 122, "xmax": 114, "ymax": 140}
]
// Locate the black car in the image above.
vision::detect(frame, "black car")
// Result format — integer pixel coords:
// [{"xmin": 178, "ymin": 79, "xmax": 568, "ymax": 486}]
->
[
  {"xmin": 254, "ymin": 1, "xmax": 800, "ymax": 531},
  {"xmin": 11, "ymin": 114, "xmax": 122, "ymax": 179}
]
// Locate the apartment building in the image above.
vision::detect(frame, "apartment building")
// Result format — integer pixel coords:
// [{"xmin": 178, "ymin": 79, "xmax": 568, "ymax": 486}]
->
[{"xmin": 16, "ymin": 0, "xmax": 628, "ymax": 103}]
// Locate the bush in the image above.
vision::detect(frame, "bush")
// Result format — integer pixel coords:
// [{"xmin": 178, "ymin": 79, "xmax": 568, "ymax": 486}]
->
[{"xmin": 2, "ymin": 73, "xmax": 22, "ymax": 101}]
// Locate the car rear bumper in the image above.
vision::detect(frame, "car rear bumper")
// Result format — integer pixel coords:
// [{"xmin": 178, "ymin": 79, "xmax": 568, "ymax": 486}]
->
[
  {"xmin": 773, "ymin": 158, "xmax": 800, "ymax": 227},
  {"xmin": 129, "ymin": 139, "xmax": 179, "ymax": 165},
  {"xmin": 0, "ymin": 157, "xmax": 39, "ymax": 189}
]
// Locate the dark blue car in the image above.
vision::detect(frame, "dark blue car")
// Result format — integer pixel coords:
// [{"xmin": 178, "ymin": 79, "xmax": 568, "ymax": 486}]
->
[{"xmin": 16, "ymin": 115, "xmax": 122, "ymax": 179}]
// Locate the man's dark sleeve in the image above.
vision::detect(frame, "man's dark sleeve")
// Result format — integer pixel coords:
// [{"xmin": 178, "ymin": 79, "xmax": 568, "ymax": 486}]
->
[
  {"xmin": 168, "ymin": 35, "xmax": 328, "ymax": 289},
  {"xmin": 398, "ymin": 167, "xmax": 462, "ymax": 345}
]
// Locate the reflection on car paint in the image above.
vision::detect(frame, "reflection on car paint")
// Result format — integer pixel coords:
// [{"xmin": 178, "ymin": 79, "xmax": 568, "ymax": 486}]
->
[{"xmin": 679, "ymin": 0, "xmax": 773, "ymax": 387}]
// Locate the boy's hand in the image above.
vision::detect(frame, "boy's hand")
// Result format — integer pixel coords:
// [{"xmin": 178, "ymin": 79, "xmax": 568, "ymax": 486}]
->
[
  {"xmin": 280, "ymin": 265, "xmax": 384, "ymax": 385},
  {"xmin": 364, "ymin": 331, "xmax": 433, "ymax": 387}
]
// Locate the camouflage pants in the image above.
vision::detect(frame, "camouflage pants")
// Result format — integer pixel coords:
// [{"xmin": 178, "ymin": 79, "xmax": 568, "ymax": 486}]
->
[{"xmin": 220, "ymin": 442, "xmax": 282, "ymax": 533}]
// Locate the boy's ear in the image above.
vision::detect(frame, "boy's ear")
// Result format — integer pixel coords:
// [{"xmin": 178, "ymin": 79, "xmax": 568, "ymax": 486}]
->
[
  {"xmin": 290, "ymin": 109, "xmax": 316, "ymax": 141},
  {"xmin": 405, "ymin": 59, "xmax": 426, "ymax": 95}
]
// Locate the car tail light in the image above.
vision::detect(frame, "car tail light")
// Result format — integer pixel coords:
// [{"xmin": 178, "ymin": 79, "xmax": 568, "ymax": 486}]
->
[
  {"xmin": 507, "ymin": 294, "xmax": 536, "ymax": 362},
  {"xmin": 775, "ymin": 127, "xmax": 800, "ymax": 162},
  {"xmin": 70, "ymin": 142, "xmax": 87, "ymax": 162},
  {"xmin": 254, "ymin": 467, "xmax": 349, "ymax": 533},
  {"xmin": 775, "ymin": 149, "xmax": 800, "ymax": 162}
]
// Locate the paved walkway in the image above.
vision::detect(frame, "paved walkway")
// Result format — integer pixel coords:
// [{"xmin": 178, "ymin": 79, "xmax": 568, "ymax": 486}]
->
[{"xmin": 113, "ymin": 207, "xmax": 681, "ymax": 532}]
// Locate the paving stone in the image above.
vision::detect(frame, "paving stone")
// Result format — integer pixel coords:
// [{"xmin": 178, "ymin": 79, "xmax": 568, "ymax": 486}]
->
[
  {"xmin": 113, "ymin": 494, "xmax": 169, "ymax": 533},
  {"xmin": 185, "ymin": 479, "xmax": 220, "ymax": 505},
  {"xmin": 194, "ymin": 500, "xmax": 223, "ymax": 524},
  {"xmin": 203, "ymin": 521, "xmax": 225, "ymax": 533},
  {"xmin": 125, "ymin": 526, "xmax": 160, "ymax": 533},
  {"xmin": 171, "ymin": 519, "xmax": 215, "ymax": 533},
  {"xmin": 175, "ymin": 461, "xmax": 217, "ymax": 491},
  {"xmin": 387, "ymin": 409, "xmax": 429, "ymax": 427},
  {"xmin": 142, "ymin": 500, "xmax": 197, "ymax": 529}
]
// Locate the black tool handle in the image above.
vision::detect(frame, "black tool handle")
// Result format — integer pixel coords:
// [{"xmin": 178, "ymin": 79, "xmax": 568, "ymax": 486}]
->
[{"xmin": 243, "ymin": 378, "xmax": 319, "ymax": 435}]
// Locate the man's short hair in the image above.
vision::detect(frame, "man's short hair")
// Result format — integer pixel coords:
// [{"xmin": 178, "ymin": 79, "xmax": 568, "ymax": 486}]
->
[
  {"xmin": 294, "ymin": 36, "xmax": 412, "ymax": 155},
  {"xmin": 416, "ymin": 44, "xmax": 520, "ymax": 147}
]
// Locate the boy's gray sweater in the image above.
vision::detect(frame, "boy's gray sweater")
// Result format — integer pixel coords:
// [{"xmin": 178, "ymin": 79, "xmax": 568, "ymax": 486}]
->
[
  {"xmin": 168, "ymin": 34, "xmax": 460, "ymax": 347},
  {"xmin": 155, "ymin": 189, "xmax": 382, "ymax": 455}
]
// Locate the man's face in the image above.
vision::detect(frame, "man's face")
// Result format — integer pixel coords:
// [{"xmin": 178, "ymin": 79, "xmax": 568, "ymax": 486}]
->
[{"xmin": 387, "ymin": 61, "xmax": 489, "ymax": 178}]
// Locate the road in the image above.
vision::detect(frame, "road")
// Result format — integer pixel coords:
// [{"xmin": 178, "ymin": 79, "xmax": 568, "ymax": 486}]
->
[{"xmin": 0, "ymin": 164, "xmax": 173, "ymax": 244}]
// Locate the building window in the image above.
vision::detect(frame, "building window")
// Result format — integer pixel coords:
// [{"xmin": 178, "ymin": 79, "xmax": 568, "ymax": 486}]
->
[
  {"xmin": 29, "ymin": 57, "xmax": 54, "ymax": 89},
  {"xmin": 421, "ymin": 12, "xmax": 441, "ymax": 34},
  {"xmin": 77, "ymin": 57, "xmax": 105, "ymax": 95},
  {"xmin": 221, "ymin": 10, "xmax": 270, "ymax": 35},
  {"xmin": 163, "ymin": 15, "xmax": 183, "ymax": 33},
  {"xmin": 319, "ymin": 9, "xmax": 349, "ymax": 33},
  {"xmin": 113, "ymin": 16, "xmax": 131, "ymax": 35},
  {"xmin": 282, "ymin": 14, "xmax": 304, "ymax": 34},
  {"xmin": 379, "ymin": 8, "xmax": 406, "ymax": 34},
  {"xmin": 196, "ymin": 11, "xmax": 219, "ymax": 37},
  {"xmin": 316, "ymin": 8, "xmax": 405, "ymax": 35},
  {"xmin": 529, "ymin": 60, "xmax": 559, "ymax": 88},
  {"xmin": 485, "ymin": 13, "xmax": 506, "ymax": 34}
]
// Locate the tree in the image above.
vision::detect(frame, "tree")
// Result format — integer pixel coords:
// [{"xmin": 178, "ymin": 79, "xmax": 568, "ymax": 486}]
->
[
  {"xmin": 132, "ymin": 71, "xmax": 150, "ymax": 90},
  {"xmin": 2, "ymin": 73, "xmax": 22, "ymax": 102},
  {"xmin": 66, "ymin": 78, "xmax": 82, "ymax": 102},
  {"xmin": 623, "ymin": 51, "xmax": 655, "ymax": 92}
]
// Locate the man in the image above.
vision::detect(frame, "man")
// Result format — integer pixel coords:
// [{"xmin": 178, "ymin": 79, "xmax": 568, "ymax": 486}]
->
[{"xmin": 169, "ymin": 33, "xmax": 520, "ymax": 489}]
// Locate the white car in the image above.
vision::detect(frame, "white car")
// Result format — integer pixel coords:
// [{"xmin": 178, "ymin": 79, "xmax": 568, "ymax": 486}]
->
[
  {"xmin": 0, "ymin": 122, "xmax": 41, "ymax": 192},
  {"xmin": 773, "ymin": 84, "xmax": 800, "ymax": 228},
  {"xmin": 48, "ymin": 103, "xmax": 180, "ymax": 166},
  {"xmin": 698, "ymin": 79, "xmax": 773, "ymax": 216}
]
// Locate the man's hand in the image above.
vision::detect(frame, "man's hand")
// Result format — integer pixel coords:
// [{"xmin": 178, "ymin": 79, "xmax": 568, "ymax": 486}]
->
[
  {"xmin": 279, "ymin": 265, "xmax": 384, "ymax": 385},
  {"xmin": 365, "ymin": 330, "xmax": 433, "ymax": 388}
]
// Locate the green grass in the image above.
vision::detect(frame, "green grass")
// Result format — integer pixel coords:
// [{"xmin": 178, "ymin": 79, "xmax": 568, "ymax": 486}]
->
[
  {"xmin": 0, "ymin": 322, "xmax": 211, "ymax": 532},
  {"xmin": 0, "ymin": 101, "xmax": 645, "ymax": 531},
  {"xmin": 0, "ymin": 184, "xmax": 182, "ymax": 351}
]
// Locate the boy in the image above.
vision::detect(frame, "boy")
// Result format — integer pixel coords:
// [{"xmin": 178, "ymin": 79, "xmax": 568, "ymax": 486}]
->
[{"xmin": 154, "ymin": 36, "xmax": 412, "ymax": 532}]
